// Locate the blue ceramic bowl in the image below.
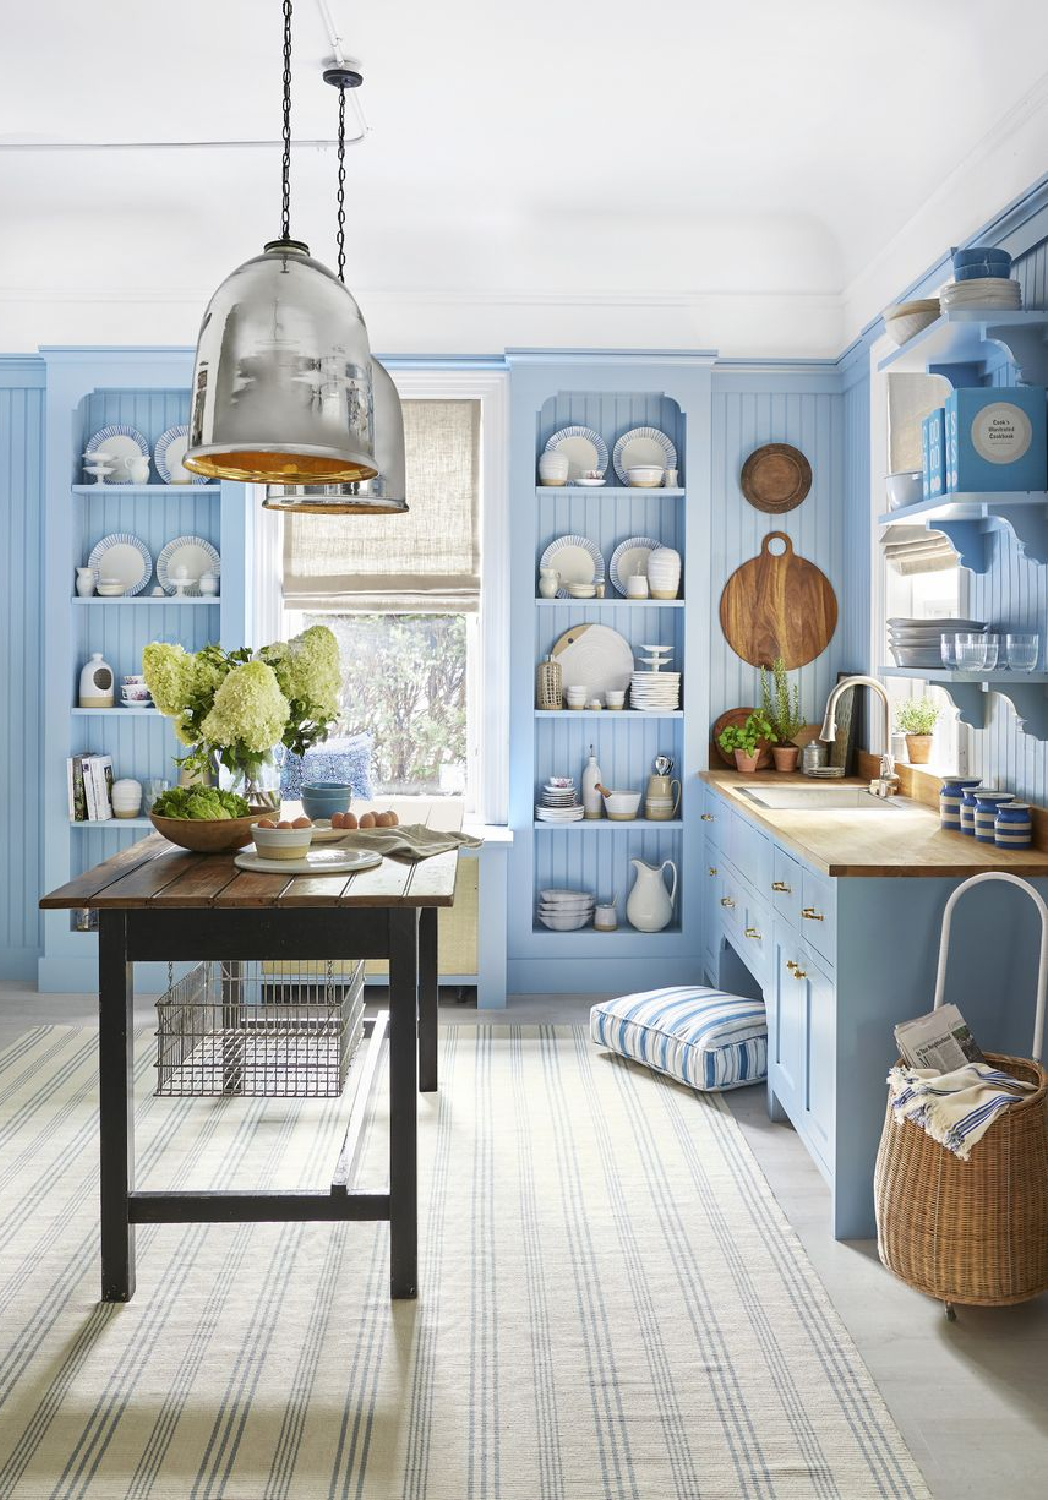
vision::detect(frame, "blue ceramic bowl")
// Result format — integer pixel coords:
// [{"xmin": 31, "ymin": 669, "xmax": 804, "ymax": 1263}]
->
[
  {"xmin": 953, "ymin": 245, "xmax": 1012, "ymax": 271},
  {"xmin": 953, "ymin": 263, "xmax": 1014, "ymax": 282},
  {"xmin": 300, "ymin": 781, "xmax": 353, "ymax": 820}
]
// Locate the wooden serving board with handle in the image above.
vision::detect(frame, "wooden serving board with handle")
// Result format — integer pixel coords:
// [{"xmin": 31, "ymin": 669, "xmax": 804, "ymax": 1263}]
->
[{"xmin": 719, "ymin": 531, "xmax": 837, "ymax": 668}]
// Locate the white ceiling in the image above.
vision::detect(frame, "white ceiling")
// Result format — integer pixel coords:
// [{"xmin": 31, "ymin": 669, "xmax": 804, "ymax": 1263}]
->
[{"xmin": 2, "ymin": 0, "xmax": 1048, "ymax": 356}]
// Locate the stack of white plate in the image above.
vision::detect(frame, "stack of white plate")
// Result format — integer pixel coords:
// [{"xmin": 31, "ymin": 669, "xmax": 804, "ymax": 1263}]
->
[
  {"xmin": 537, "ymin": 889, "xmax": 595, "ymax": 931},
  {"xmin": 631, "ymin": 671, "xmax": 681, "ymax": 710},
  {"xmin": 941, "ymin": 279, "xmax": 1022, "ymax": 313},
  {"xmin": 535, "ymin": 777, "xmax": 584, "ymax": 822},
  {"xmin": 888, "ymin": 616, "xmax": 986, "ymax": 669}
]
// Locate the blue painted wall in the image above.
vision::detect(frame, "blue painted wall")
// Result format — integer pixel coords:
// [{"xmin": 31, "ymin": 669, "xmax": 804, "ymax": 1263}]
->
[{"xmin": 0, "ymin": 359, "xmax": 45, "ymax": 978}]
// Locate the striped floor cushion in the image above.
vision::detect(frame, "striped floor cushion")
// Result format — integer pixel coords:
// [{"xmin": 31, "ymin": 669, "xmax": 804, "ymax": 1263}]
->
[{"xmin": 590, "ymin": 986, "xmax": 768, "ymax": 1092}]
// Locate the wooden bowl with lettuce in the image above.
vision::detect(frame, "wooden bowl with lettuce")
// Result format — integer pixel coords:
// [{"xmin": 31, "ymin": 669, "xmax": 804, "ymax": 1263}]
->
[{"xmin": 149, "ymin": 787, "xmax": 270, "ymax": 853}]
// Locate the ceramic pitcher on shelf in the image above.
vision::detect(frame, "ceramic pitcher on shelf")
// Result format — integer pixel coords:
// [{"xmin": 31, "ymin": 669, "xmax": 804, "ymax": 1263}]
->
[{"xmin": 626, "ymin": 858, "xmax": 677, "ymax": 932}]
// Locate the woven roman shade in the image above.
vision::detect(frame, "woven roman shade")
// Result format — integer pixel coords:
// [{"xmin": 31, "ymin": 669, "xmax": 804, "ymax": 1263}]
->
[{"xmin": 283, "ymin": 399, "xmax": 481, "ymax": 611}]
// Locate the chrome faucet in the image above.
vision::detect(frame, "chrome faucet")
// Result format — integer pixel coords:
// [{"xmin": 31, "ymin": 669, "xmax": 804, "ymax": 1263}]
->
[{"xmin": 820, "ymin": 675, "xmax": 900, "ymax": 797}]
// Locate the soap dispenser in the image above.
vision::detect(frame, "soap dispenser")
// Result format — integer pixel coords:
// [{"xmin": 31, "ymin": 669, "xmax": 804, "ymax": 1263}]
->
[{"xmin": 582, "ymin": 744, "xmax": 603, "ymax": 820}]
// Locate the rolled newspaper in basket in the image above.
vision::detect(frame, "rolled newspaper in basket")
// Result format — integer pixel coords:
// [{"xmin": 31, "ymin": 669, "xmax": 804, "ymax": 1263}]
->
[{"xmin": 932, "ymin": 871, "xmax": 1047, "ymax": 1062}]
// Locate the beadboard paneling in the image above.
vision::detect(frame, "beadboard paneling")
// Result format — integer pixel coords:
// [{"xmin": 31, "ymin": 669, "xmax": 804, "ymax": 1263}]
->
[
  {"xmin": 0, "ymin": 381, "xmax": 44, "ymax": 974},
  {"xmin": 841, "ymin": 369, "xmax": 872, "ymax": 673},
  {"xmin": 709, "ymin": 377, "xmax": 846, "ymax": 730}
]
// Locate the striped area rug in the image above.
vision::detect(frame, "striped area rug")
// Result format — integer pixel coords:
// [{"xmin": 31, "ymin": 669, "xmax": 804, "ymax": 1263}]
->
[{"xmin": 0, "ymin": 1024, "xmax": 929, "ymax": 1499}]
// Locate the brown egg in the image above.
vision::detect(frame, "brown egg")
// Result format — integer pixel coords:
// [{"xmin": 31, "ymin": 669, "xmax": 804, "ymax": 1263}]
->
[
  {"xmin": 387, "ymin": 811, "xmax": 399, "ymax": 826},
  {"xmin": 276, "ymin": 820, "xmax": 293, "ymax": 830},
  {"xmin": 375, "ymin": 812, "xmax": 393, "ymax": 828},
  {"xmin": 343, "ymin": 812, "xmax": 358, "ymax": 829},
  {"xmin": 292, "ymin": 815, "xmax": 312, "ymax": 829},
  {"xmin": 359, "ymin": 812, "xmax": 376, "ymax": 829},
  {"xmin": 329, "ymin": 812, "xmax": 343, "ymax": 829},
  {"xmin": 256, "ymin": 817, "xmax": 277, "ymax": 829}
]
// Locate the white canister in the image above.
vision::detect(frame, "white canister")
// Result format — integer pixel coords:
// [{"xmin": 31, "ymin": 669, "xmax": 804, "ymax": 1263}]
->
[
  {"xmin": 538, "ymin": 451, "xmax": 569, "ymax": 486},
  {"xmin": 198, "ymin": 571, "xmax": 219, "ymax": 596},
  {"xmin": 626, "ymin": 574, "xmax": 650, "ymax": 600},
  {"xmin": 647, "ymin": 546, "xmax": 681, "ymax": 600},
  {"xmin": 75, "ymin": 566, "xmax": 95, "ymax": 598},
  {"xmin": 111, "ymin": 778, "xmax": 144, "ymax": 818},
  {"xmin": 594, "ymin": 903, "xmax": 618, "ymax": 931},
  {"xmin": 79, "ymin": 653, "xmax": 115, "ymax": 708}
]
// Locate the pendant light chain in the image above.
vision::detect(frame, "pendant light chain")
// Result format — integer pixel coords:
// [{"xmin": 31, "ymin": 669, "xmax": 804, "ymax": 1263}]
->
[
  {"xmin": 281, "ymin": 0, "xmax": 293, "ymax": 241},
  {"xmin": 336, "ymin": 83, "xmax": 347, "ymax": 283}
]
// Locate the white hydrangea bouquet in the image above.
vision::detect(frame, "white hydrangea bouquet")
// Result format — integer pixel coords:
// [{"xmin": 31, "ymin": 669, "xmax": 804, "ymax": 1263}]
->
[{"xmin": 143, "ymin": 625, "xmax": 341, "ymax": 805}]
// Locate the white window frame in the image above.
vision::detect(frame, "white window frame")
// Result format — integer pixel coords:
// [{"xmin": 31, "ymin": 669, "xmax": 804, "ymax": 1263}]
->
[{"xmin": 261, "ymin": 367, "xmax": 509, "ymax": 822}]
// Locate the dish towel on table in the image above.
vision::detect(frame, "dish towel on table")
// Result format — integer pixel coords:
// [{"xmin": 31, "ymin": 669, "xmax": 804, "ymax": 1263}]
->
[
  {"xmin": 328, "ymin": 824, "xmax": 483, "ymax": 862},
  {"xmin": 887, "ymin": 1062, "xmax": 1035, "ymax": 1160}
]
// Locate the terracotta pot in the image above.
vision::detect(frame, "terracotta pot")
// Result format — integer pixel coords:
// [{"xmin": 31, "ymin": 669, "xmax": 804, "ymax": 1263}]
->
[
  {"xmin": 905, "ymin": 733, "xmax": 933, "ymax": 765},
  {"xmin": 734, "ymin": 748, "xmax": 761, "ymax": 774},
  {"xmin": 772, "ymin": 745, "xmax": 800, "ymax": 773}
]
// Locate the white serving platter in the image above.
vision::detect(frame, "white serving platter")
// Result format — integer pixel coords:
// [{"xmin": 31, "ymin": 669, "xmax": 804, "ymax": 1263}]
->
[
  {"xmin": 539, "ymin": 534, "xmax": 605, "ymax": 597},
  {"xmin": 612, "ymin": 426, "xmax": 677, "ymax": 484},
  {"xmin": 87, "ymin": 533, "xmax": 153, "ymax": 595},
  {"xmin": 551, "ymin": 623, "xmax": 634, "ymax": 696},
  {"xmin": 609, "ymin": 536, "xmax": 660, "ymax": 596},
  {"xmin": 234, "ymin": 847, "xmax": 382, "ymax": 875},
  {"xmin": 157, "ymin": 535, "xmax": 221, "ymax": 596},
  {"xmin": 544, "ymin": 426, "xmax": 608, "ymax": 481},
  {"xmin": 84, "ymin": 424, "xmax": 149, "ymax": 484}
]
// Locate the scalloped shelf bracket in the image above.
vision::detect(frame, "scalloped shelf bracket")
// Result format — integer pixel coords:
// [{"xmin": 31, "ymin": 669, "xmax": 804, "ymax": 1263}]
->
[
  {"xmin": 932, "ymin": 519, "xmax": 992, "ymax": 573},
  {"xmin": 984, "ymin": 321, "xmax": 1048, "ymax": 388},
  {"xmin": 937, "ymin": 680, "xmax": 1048, "ymax": 740}
]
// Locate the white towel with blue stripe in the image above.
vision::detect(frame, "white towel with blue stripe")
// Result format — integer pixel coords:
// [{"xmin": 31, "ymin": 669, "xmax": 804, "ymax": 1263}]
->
[
  {"xmin": 590, "ymin": 986, "xmax": 768, "ymax": 1092},
  {"xmin": 887, "ymin": 1062, "xmax": 1035, "ymax": 1160}
]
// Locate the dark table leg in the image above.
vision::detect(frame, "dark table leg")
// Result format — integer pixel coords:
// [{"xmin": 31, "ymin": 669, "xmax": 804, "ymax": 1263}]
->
[
  {"xmin": 418, "ymin": 907, "xmax": 438, "ymax": 1093},
  {"xmin": 388, "ymin": 907, "xmax": 419, "ymax": 1298},
  {"xmin": 99, "ymin": 911, "xmax": 136, "ymax": 1302}
]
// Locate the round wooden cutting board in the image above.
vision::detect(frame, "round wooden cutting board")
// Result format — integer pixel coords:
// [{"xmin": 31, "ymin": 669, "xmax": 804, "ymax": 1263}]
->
[
  {"xmin": 741, "ymin": 443, "xmax": 812, "ymax": 514},
  {"xmin": 719, "ymin": 531, "xmax": 837, "ymax": 669},
  {"xmin": 711, "ymin": 708, "xmax": 774, "ymax": 769}
]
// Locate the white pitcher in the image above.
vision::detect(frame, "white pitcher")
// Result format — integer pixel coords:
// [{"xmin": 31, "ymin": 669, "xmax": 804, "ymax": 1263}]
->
[{"xmin": 626, "ymin": 858, "xmax": 677, "ymax": 932}]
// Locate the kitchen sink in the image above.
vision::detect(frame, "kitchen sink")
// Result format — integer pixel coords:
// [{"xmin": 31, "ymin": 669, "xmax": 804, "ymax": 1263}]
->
[{"xmin": 738, "ymin": 786, "xmax": 911, "ymax": 812}]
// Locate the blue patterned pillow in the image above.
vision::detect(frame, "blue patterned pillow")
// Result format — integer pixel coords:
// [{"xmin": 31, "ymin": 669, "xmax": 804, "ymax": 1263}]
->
[
  {"xmin": 281, "ymin": 733, "xmax": 374, "ymax": 801},
  {"xmin": 590, "ymin": 986, "xmax": 768, "ymax": 1091}
]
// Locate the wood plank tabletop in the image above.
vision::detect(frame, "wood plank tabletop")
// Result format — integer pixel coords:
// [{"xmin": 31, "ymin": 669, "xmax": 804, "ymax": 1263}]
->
[{"xmin": 41, "ymin": 802, "xmax": 464, "ymax": 911}]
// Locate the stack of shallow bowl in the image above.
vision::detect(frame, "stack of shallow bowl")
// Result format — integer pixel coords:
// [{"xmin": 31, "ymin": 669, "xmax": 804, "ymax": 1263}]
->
[
  {"xmin": 883, "ymin": 299, "xmax": 940, "ymax": 347},
  {"xmin": 535, "ymin": 777, "xmax": 584, "ymax": 823},
  {"xmin": 537, "ymin": 889, "xmax": 595, "ymax": 931},
  {"xmin": 888, "ymin": 616, "xmax": 986, "ymax": 669},
  {"xmin": 941, "ymin": 246, "xmax": 1021, "ymax": 312}
]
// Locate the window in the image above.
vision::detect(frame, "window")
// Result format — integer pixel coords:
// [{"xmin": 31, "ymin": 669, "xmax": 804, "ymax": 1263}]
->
[{"xmin": 282, "ymin": 397, "xmax": 483, "ymax": 804}]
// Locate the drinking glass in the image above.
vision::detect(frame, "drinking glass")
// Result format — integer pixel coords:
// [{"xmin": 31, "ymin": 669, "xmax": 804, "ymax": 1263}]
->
[
  {"xmin": 1003, "ymin": 632, "xmax": 1039, "ymax": 672},
  {"xmin": 143, "ymin": 778, "xmax": 170, "ymax": 813},
  {"xmin": 955, "ymin": 632, "xmax": 988, "ymax": 671},
  {"xmin": 940, "ymin": 632, "xmax": 959, "ymax": 669},
  {"xmin": 982, "ymin": 633, "xmax": 1000, "ymax": 670}
]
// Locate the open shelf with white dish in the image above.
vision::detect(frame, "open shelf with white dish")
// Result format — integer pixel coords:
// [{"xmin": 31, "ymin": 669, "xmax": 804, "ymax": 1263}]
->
[
  {"xmin": 881, "ymin": 666, "xmax": 1048, "ymax": 739},
  {"xmin": 878, "ymin": 310, "xmax": 1048, "ymax": 387},
  {"xmin": 879, "ymin": 490, "xmax": 1048, "ymax": 572}
]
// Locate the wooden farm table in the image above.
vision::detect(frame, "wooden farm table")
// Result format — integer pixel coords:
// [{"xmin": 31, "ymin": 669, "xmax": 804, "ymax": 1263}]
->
[{"xmin": 39, "ymin": 805, "xmax": 463, "ymax": 1303}]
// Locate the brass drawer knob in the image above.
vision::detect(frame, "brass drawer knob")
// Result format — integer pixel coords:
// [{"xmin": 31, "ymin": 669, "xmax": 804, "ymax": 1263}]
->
[
  {"xmin": 720, "ymin": 896, "xmax": 735, "ymax": 909},
  {"xmin": 700, "ymin": 813, "xmax": 714, "ymax": 823},
  {"xmin": 786, "ymin": 959, "xmax": 798, "ymax": 971},
  {"xmin": 772, "ymin": 881, "xmax": 791, "ymax": 893},
  {"xmin": 801, "ymin": 907, "xmax": 824, "ymax": 922},
  {"xmin": 708, "ymin": 866, "xmax": 717, "ymax": 876},
  {"xmin": 744, "ymin": 926, "xmax": 761, "ymax": 940},
  {"xmin": 793, "ymin": 968, "xmax": 807, "ymax": 980}
]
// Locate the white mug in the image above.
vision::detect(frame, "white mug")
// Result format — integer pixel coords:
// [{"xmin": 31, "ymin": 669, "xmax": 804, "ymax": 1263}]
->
[
  {"xmin": 626, "ymin": 574, "xmax": 649, "ymax": 599},
  {"xmin": 594, "ymin": 904, "xmax": 618, "ymax": 931}
]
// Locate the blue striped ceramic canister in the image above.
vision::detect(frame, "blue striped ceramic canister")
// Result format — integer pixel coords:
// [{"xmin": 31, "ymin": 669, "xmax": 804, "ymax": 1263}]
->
[
  {"xmin": 974, "ymin": 790, "xmax": 1014, "ymax": 843},
  {"xmin": 940, "ymin": 776, "xmax": 981, "ymax": 832},
  {"xmin": 960, "ymin": 785, "xmax": 987, "ymax": 836},
  {"xmin": 996, "ymin": 802, "xmax": 1033, "ymax": 849}
]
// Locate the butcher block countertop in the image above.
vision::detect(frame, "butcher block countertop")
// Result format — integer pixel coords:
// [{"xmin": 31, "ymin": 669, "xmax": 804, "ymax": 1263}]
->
[{"xmin": 700, "ymin": 768, "xmax": 1048, "ymax": 879}]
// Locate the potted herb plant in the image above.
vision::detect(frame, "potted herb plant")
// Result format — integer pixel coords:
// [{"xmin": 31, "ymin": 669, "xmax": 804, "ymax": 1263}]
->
[
  {"xmin": 895, "ymin": 696, "xmax": 940, "ymax": 764},
  {"xmin": 718, "ymin": 709, "xmax": 776, "ymax": 775},
  {"xmin": 760, "ymin": 656, "xmax": 806, "ymax": 773}
]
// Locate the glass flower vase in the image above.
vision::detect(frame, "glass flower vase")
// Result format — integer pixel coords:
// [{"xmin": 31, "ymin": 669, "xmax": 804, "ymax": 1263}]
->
[{"xmin": 232, "ymin": 753, "xmax": 282, "ymax": 812}]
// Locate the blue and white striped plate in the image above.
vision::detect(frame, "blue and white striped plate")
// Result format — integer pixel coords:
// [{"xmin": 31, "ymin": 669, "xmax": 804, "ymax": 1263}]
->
[
  {"xmin": 86, "ymin": 533, "xmax": 153, "ymax": 596},
  {"xmin": 544, "ymin": 426, "xmax": 608, "ymax": 481},
  {"xmin": 154, "ymin": 424, "xmax": 208, "ymax": 485},
  {"xmin": 84, "ymin": 425, "xmax": 149, "ymax": 484},
  {"xmin": 612, "ymin": 426, "xmax": 677, "ymax": 484},
  {"xmin": 157, "ymin": 535, "xmax": 221, "ymax": 596},
  {"xmin": 539, "ymin": 534, "xmax": 605, "ymax": 598}
]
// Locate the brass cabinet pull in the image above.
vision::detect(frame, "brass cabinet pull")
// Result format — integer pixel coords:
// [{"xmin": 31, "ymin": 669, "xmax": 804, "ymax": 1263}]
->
[
  {"xmin": 786, "ymin": 959, "xmax": 797, "ymax": 971},
  {"xmin": 744, "ymin": 926, "xmax": 761, "ymax": 940},
  {"xmin": 720, "ymin": 896, "xmax": 735, "ymax": 909},
  {"xmin": 793, "ymin": 968, "xmax": 808, "ymax": 980},
  {"xmin": 700, "ymin": 813, "xmax": 715, "ymax": 823},
  {"xmin": 772, "ymin": 881, "xmax": 791, "ymax": 893},
  {"xmin": 801, "ymin": 907, "xmax": 824, "ymax": 922},
  {"xmin": 708, "ymin": 866, "xmax": 717, "ymax": 876}
]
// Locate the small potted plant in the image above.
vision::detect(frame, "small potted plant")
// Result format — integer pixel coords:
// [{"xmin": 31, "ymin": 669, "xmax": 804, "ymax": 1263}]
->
[
  {"xmin": 760, "ymin": 656, "xmax": 806, "ymax": 773},
  {"xmin": 718, "ymin": 709, "xmax": 776, "ymax": 774},
  {"xmin": 895, "ymin": 696, "xmax": 940, "ymax": 764}
]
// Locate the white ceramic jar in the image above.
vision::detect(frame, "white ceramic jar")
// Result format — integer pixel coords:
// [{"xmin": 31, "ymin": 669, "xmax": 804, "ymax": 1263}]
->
[
  {"xmin": 111, "ymin": 778, "xmax": 144, "ymax": 818},
  {"xmin": 79, "ymin": 653, "xmax": 114, "ymax": 708},
  {"xmin": 538, "ymin": 451, "xmax": 569, "ymax": 486},
  {"xmin": 647, "ymin": 546, "xmax": 681, "ymax": 600},
  {"xmin": 75, "ymin": 566, "xmax": 95, "ymax": 598}
]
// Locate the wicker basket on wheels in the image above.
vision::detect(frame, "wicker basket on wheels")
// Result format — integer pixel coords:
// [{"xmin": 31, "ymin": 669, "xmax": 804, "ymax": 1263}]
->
[{"xmin": 875, "ymin": 872, "xmax": 1048, "ymax": 1315}]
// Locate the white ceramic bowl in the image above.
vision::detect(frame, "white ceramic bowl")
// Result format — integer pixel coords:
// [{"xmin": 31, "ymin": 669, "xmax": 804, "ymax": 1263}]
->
[
  {"xmin": 251, "ymin": 823, "xmax": 314, "ymax": 861},
  {"xmin": 96, "ymin": 581, "xmax": 126, "ymax": 597},
  {"xmin": 883, "ymin": 299, "xmax": 940, "ymax": 347},
  {"xmin": 885, "ymin": 470, "xmax": 924, "ymax": 510},
  {"xmin": 626, "ymin": 465, "xmax": 665, "ymax": 488},
  {"xmin": 567, "ymin": 582, "xmax": 596, "ymax": 599},
  {"xmin": 602, "ymin": 789, "xmax": 641, "ymax": 821}
]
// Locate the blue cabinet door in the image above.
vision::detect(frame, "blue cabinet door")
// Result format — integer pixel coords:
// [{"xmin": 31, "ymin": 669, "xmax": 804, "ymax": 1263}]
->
[
  {"xmin": 804, "ymin": 953, "xmax": 836, "ymax": 1172},
  {"xmin": 774, "ymin": 925, "xmax": 805, "ymax": 1113}
]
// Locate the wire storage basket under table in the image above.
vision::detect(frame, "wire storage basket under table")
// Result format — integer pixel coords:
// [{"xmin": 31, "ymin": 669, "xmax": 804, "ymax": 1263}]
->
[
  {"xmin": 875, "ymin": 873, "xmax": 1048, "ymax": 1312},
  {"xmin": 155, "ymin": 959, "xmax": 365, "ymax": 1098}
]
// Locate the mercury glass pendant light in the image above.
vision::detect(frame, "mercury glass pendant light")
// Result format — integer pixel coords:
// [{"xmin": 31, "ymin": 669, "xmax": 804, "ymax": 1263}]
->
[
  {"xmin": 264, "ymin": 67, "xmax": 408, "ymax": 515},
  {"xmin": 183, "ymin": 1, "xmax": 377, "ymax": 485}
]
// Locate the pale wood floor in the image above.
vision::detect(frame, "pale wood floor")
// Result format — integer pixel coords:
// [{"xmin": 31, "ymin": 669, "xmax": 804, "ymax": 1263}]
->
[{"xmin": 1, "ymin": 981, "xmax": 1045, "ymax": 1497}]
